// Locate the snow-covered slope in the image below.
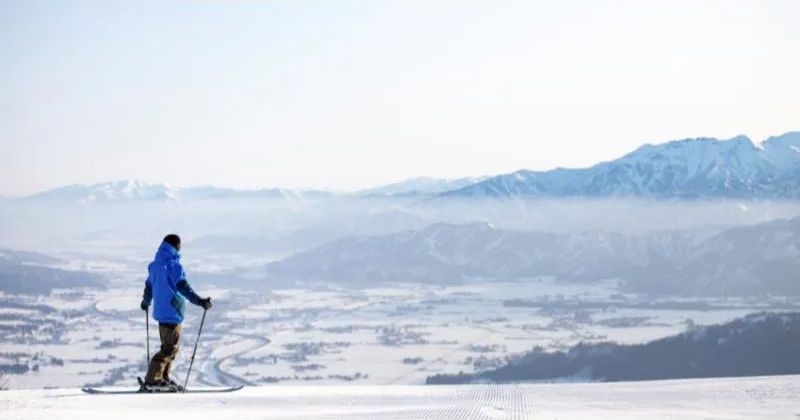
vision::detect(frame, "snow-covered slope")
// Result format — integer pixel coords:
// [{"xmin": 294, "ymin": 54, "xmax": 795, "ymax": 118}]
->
[
  {"xmin": 2, "ymin": 376, "xmax": 798, "ymax": 420},
  {"xmin": 445, "ymin": 132, "xmax": 800, "ymax": 199}
]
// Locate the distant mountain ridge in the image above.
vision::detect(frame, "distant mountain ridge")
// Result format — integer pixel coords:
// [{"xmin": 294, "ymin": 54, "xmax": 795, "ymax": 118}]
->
[
  {"xmin": 262, "ymin": 217, "xmax": 800, "ymax": 296},
  {"xmin": 444, "ymin": 132, "xmax": 800, "ymax": 199},
  {"xmin": 24, "ymin": 180, "xmax": 331, "ymax": 204},
  {"xmin": 29, "ymin": 180, "xmax": 178, "ymax": 203},
  {"xmin": 356, "ymin": 176, "xmax": 489, "ymax": 197},
  {"xmin": 15, "ymin": 131, "xmax": 800, "ymax": 202},
  {"xmin": 24, "ymin": 177, "xmax": 484, "ymax": 203},
  {"xmin": 0, "ymin": 249, "xmax": 103, "ymax": 294}
]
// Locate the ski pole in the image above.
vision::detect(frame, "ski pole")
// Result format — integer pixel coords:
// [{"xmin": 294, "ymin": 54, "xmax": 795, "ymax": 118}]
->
[
  {"xmin": 183, "ymin": 308, "xmax": 207, "ymax": 392},
  {"xmin": 146, "ymin": 309, "xmax": 150, "ymax": 365}
]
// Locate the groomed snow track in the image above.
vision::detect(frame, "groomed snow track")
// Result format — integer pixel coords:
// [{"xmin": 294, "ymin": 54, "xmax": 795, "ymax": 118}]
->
[{"xmin": 1, "ymin": 375, "xmax": 798, "ymax": 420}]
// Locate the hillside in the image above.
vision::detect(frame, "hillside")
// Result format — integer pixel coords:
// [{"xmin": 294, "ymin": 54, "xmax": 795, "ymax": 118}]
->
[
  {"xmin": 1, "ymin": 376, "xmax": 798, "ymax": 419},
  {"xmin": 427, "ymin": 312, "xmax": 800, "ymax": 385},
  {"xmin": 262, "ymin": 217, "xmax": 800, "ymax": 296},
  {"xmin": 0, "ymin": 249, "xmax": 103, "ymax": 295}
]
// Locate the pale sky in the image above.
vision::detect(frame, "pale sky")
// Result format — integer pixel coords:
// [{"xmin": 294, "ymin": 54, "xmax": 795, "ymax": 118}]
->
[{"xmin": 1, "ymin": 0, "xmax": 798, "ymax": 195}]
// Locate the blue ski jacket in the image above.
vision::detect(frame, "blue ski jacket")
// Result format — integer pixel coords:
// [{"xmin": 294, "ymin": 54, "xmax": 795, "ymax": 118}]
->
[{"xmin": 141, "ymin": 241, "xmax": 202, "ymax": 324}]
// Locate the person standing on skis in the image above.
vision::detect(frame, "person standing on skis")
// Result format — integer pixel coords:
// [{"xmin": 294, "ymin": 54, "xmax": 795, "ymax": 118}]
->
[{"xmin": 140, "ymin": 234, "xmax": 212, "ymax": 391}]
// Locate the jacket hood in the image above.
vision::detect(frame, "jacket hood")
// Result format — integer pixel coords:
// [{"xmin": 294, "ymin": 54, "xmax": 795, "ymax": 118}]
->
[{"xmin": 154, "ymin": 241, "xmax": 180, "ymax": 262}]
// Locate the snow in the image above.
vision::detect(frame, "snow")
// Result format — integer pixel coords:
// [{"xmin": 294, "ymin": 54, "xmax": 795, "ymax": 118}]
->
[
  {"xmin": 448, "ymin": 131, "xmax": 800, "ymax": 199},
  {"xmin": 3, "ymin": 277, "xmax": 793, "ymax": 391},
  {"xmin": 23, "ymin": 180, "xmax": 330, "ymax": 204},
  {"xmin": 1, "ymin": 375, "xmax": 798, "ymax": 419}
]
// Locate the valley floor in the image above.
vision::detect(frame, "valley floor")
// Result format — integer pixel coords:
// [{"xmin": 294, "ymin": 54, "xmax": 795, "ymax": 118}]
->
[{"xmin": 1, "ymin": 375, "xmax": 798, "ymax": 420}]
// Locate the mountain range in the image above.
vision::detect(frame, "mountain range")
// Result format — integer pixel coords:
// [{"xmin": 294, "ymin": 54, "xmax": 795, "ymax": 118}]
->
[
  {"xmin": 262, "ymin": 217, "xmax": 800, "ymax": 296},
  {"xmin": 444, "ymin": 132, "xmax": 800, "ymax": 199},
  {"xmin": 23, "ymin": 180, "xmax": 331, "ymax": 204},
  {"xmin": 9, "ymin": 131, "xmax": 800, "ymax": 203},
  {"xmin": 18, "ymin": 178, "xmax": 477, "ymax": 204}
]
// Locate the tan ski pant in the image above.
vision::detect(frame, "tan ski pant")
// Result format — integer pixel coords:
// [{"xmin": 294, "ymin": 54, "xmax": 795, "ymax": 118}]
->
[{"xmin": 144, "ymin": 323, "xmax": 182, "ymax": 384}]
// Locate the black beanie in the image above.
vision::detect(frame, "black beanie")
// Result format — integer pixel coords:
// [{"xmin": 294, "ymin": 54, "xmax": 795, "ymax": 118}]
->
[{"xmin": 163, "ymin": 234, "xmax": 181, "ymax": 250}]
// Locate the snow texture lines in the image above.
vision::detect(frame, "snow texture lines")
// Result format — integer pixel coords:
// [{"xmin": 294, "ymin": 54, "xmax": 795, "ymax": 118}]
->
[
  {"xmin": 2, "ymin": 376, "xmax": 799, "ymax": 420},
  {"xmin": 316, "ymin": 384, "xmax": 528, "ymax": 419}
]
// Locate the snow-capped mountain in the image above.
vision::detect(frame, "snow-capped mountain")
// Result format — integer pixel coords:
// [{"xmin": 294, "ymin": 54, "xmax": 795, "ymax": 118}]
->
[
  {"xmin": 28, "ymin": 180, "xmax": 179, "ymax": 204},
  {"xmin": 357, "ymin": 176, "xmax": 488, "ymax": 197},
  {"xmin": 443, "ymin": 132, "xmax": 800, "ymax": 199},
  {"xmin": 18, "ymin": 132, "xmax": 800, "ymax": 203},
  {"xmin": 263, "ymin": 217, "xmax": 800, "ymax": 296},
  {"xmin": 23, "ymin": 181, "xmax": 331, "ymax": 204}
]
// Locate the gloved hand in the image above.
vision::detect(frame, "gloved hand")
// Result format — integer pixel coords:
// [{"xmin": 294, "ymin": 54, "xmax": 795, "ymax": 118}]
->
[
  {"xmin": 140, "ymin": 300, "xmax": 149, "ymax": 311},
  {"xmin": 199, "ymin": 297, "xmax": 212, "ymax": 310}
]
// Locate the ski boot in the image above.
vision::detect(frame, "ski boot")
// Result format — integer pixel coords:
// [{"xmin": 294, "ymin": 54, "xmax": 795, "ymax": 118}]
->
[
  {"xmin": 138, "ymin": 377, "xmax": 180, "ymax": 393},
  {"xmin": 163, "ymin": 377, "xmax": 185, "ymax": 392}
]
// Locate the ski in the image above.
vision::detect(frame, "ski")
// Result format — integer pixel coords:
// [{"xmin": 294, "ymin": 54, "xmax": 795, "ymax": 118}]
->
[
  {"xmin": 81, "ymin": 385, "xmax": 243, "ymax": 395},
  {"xmin": 82, "ymin": 377, "xmax": 243, "ymax": 395}
]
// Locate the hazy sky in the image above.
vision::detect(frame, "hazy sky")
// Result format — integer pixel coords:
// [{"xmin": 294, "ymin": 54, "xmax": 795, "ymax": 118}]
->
[{"xmin": 1, "ymin": 0, "xmax": 798, "ymax": 195}]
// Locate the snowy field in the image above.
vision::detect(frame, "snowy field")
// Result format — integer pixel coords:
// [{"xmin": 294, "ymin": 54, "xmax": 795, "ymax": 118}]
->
[
  {"xmin": 1, "ymin": 375, "xmax": 798, "ymax": 420},
  {"xmin": 2, "ymin": 276, "xmax": 797, "ymax": 390}
]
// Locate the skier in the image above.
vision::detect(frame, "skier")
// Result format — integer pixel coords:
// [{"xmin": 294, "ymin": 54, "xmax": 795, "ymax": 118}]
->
[{"xmin": 140, "ymin": 234, "xmax": 212, "ymax": 391}]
